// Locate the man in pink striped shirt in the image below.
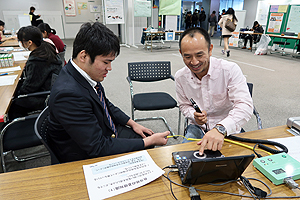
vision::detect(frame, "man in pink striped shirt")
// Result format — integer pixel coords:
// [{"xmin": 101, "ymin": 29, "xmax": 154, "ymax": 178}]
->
[{"xmin": 175, "ymin": 27, "xmax": 253, "ymax": 155}]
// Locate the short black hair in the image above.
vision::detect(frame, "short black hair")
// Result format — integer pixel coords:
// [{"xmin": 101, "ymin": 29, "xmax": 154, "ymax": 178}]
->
[
  {"xmin": 179, "ymin": 27, "xmax": 211, "ymax": 50},
  {"xmin": 30, "ymin": 6, "xmax": 36, "ymax": 11},
  {"xmin": 0, "ymin": 20, "xmax": 5, "ymax": 26},
  {"xmin": 17, "ymin": 26, "xmax": 43, "ymax": 46},
  {"xmin": 72, "ymin": 22, "xmax": 120, "ymax": 63}
]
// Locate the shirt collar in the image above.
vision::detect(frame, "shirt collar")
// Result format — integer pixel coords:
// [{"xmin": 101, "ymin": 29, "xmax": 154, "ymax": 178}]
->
[{"xmin": 71, "ymin": 59, "xmax": 97, "ymax": 88}]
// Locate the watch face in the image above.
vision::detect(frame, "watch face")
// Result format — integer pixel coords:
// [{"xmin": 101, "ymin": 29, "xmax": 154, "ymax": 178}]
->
[
  {"xmin": 218, "ymin": 126, "xmax": 225, "ymax": 132},
  {"xmin": 216, "ymin": 125, "xmax": 226, "ymax": 135}
]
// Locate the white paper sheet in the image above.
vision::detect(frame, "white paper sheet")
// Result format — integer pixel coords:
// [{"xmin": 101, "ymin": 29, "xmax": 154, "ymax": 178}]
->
[
  {"xmin": 12, "ymin": 51, "xmax": 30, "ymax": 61},
  {"xmin": 0, "ymin": 66, "xmax": 21, "ymax": 73},
  {"xmin": 83, "ymin": 150, "xmax": 164, "ymax": 200},
  {"xmin": 268, "ymin": 136, "xmax": 300, "ymax": 162},
  {"xmin": 0, "ymin": 75, "xmax": 18, "ymax": 86}
]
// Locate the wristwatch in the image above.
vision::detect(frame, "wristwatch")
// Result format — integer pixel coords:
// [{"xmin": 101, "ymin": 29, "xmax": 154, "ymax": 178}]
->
[{"xmin": 214, "ymin": 125, "xmax": 227, "ymax": 137}]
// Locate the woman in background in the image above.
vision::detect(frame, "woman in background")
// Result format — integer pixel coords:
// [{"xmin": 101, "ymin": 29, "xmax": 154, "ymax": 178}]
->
[
  {"xmin": 8, "ymin": 26, "xmax": 62, "ymax": 120},
  {"xmin": 38, "ymin": 23, "xmax": 65, "ymax": 53},
  {"xmin": 0, "ymin": 20, "xmax": 16, "ymax": 43},
  {"xmin": 218, "ymin": 8, "xmax": 238, "ymax": 57}
]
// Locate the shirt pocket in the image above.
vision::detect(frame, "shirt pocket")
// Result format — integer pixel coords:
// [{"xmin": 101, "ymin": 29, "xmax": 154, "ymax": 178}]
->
[{"xmin": 210, "ymin": 91, "xmax": 228, "ymax": 110}]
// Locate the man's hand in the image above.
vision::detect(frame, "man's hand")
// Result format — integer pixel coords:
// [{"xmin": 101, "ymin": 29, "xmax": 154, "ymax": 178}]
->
[
  {"xmin": 127, "ymin": 119, "xmax": 154, "ymax": 138},
  {"xmin": 143, "ymin": 131, "xmax": 169, "ymax": 147},
  {"xmin": 197, "ymin": 128, "xmax": 224, "ymax": 155},
  {"xmin": 194, "ymin": 110, "xmax": 207, "ymax": 125}
]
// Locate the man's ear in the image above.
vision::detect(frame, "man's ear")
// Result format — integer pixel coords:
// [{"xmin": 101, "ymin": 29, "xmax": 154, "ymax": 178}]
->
[
  {"xmin": 78, "ymin": 50, "xmax": 88, "ymax": 63},
  {"xmin": 179, "ymin": 49, "xmax": 182, "ymax": 55},
  {"xmin": 209, "ymin": 44, "xmax": 213, "ymax": 56}
]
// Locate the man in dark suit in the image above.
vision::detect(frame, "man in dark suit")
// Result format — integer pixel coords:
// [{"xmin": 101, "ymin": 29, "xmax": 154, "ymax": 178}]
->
[{"xmin": 48, "ymin": 22, "xmax": 169, "ymax": 163}]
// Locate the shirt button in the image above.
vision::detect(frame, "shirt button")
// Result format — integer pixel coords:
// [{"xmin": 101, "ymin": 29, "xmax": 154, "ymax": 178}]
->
[{"xmin": 111, "ymin": 134, "xmax": 116, "ymax": 138}]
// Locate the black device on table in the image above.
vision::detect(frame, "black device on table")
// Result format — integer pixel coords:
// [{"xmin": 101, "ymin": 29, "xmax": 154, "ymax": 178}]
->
[{"xmin": 172, "ymin": 150, "xmax": 255, "ymax": 184}]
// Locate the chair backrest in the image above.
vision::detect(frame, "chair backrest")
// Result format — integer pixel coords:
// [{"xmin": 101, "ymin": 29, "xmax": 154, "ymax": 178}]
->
[
  {"xmin": 128, "ymin": 61, "xmax": 172, "ymax": 82},
  {"xmin": 58, "ymin": 51, "xmax": 66, "ymax": 67},
  {"xmin": 51, "ymin": 73, "xmax": 58, "ymax": 88},
  {"xmin": 1, "ymin": 114, "xmax": 41, "ymax": 152},
  {"xmin": 57, "ymin": 44, "xmax": 67, "ymax": 67},
  {"xmin": 34, "ymin": 106, "xmax": 60, "ymax": 164},
  {"xmin": 247, "ymin": 83, "xmax": 253, "ymax": 97}
]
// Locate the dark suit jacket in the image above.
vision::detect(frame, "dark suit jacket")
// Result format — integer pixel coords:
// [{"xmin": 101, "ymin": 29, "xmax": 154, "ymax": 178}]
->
[{"xmin": 48, "ymin": 61, "xmax": 144, "ymax": 163}]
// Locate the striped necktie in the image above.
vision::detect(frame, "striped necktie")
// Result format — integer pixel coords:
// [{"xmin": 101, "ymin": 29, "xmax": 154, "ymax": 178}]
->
[{"xmin": 95, "ymin": 82, "xmax": 118, "ymax": 137}]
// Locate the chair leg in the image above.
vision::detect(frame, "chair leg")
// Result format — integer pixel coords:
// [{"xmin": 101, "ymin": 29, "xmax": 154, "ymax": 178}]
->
[
  {"xmin": 178, "ymin": 109, "xmax": 181, "ymax": 135},
  {"xmin": 134, "ymin": 117, "xmax": 175, "ymax": 136},
  {"xmin": 1, "ymin": 151, "xmax": 10, "ymax": 173}
]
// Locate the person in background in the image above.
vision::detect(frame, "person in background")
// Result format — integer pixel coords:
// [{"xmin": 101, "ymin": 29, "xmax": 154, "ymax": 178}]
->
[
  {"xmin": 242, "ymin": 21, "xmax": 264, "ymax": 50},
  {"xmin": 175, "ymin": 27, "xmax": 253, "ymax": 155},
  {"xmin": 192, "ymin": 9, "xmax": 198, "ymax": 27},
  {"xmin": 0, "ymin": 20, "xmax": 16, "ymax": 43},
  {"xmin": 37, "ymin": 23, "xmax": 65, "ymax": 53},
  {"xmin": 199, "ymin": 7, "xmax": 206, "ymax": 28},
  {"xmin": 218, "ymin": 8, "xmax": 238, "ymax": 57},
  {"xmin": 29, "ymin": 6, "xmax": 43, "ymax": 27},
  {"xmin": 185, "ymin": 11, "xmax": 192, "ymax": 29},
  {"xmin": 47, "ymin": 22, "xmax": 169, "ymax": 163},
  {"xmin": 208, "ymin": 11, "xmax": 217, "ymax": 37},
  {"xmin": 8, "ymin": 26, "xmax": 62, "ymax": 120}
]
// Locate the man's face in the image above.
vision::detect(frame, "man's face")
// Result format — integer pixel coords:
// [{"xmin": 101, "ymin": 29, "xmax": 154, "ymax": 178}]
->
[
  {"xmin": 180, "ymin": 32, "xmax": 213, "ymax": 79},
  {"xmin": 84, "ymin": 53, "xmax": 116, "ymax": 82}
]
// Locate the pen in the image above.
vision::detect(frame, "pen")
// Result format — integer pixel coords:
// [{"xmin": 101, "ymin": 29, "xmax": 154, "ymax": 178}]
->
[{"xmin": 0, "ymin": 72, "xmax": 13, "ymax": 76}]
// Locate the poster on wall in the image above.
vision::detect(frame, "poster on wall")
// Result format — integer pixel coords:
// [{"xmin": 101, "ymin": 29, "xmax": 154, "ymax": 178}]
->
[
  {"xmin": 90, "ymin": 4, "xmax": 101, "ymax": 13},
  {"xmin": 63, "ymin": 0, "xmax": 76, "ymax": 16},
  {"xmin": 267, "ymin": 13, "xmax": 284, "ymax": 33},
  {"xmin": 229, "ymin": 32, "xmax": 240, "ymax": 47},
  {"xmin": 286, "ymin": 5, "xmax": 300, "ymax": 34},
  {"xmin": 77, "ymin": 2, "xmax": 88, "ymax": 15},
  {"xmin": 159, "ymin": 0, "xmax": 181, "ymax": 16},
  {"xmin": 134, "ymin": 0, "xmax": 151, "ymax": 17},
  {"xmin": 104, "ymin": 0, "xmax": 125, "ymax": 24}
]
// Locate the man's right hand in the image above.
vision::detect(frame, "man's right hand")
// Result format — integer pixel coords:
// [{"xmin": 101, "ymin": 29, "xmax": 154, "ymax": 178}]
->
[
  {"xmin": 194, "ymin": 110, "xmax": 207, "ymax": 125},
  {"xmin": 143, "ymin": 131, "xmax": 169, "ymax": 147}
]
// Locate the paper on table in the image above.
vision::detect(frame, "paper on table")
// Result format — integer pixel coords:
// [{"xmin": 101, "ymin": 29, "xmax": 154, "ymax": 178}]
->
[
  {"xmin": 12, "ymin": 51, "xmax": 30, "ymax": 61},
  {"xmin": 0, "ymin": 66, "xmax": 21, "ymax": 73},
  {"xmin": 0, "ymin": 74, "xmax": 18, "ymax": 86},
  {"xmin": 83, "ymin": 150, "xmax": 164, "ymax": 200},
  {"xmin": 268, "ymin": 136, "xmax": 300, "ymax": 162}
]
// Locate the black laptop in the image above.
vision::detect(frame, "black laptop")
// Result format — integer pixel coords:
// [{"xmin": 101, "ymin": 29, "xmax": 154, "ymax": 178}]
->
[{"xmin": 172, "ymin": 150, "xmax": 255, "ymax": 184}]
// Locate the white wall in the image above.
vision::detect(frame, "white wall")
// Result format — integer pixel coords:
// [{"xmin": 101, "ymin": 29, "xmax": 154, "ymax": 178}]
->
[
  {"xmin": 0, "ymin": 0, "xmax": 117, "ymax": 39},
  {"xmin": 1, "ymin": 0, "xmax": 276, "ymax": 42},
  {"xmin": 244, "ymin": 0, "xmax": 259, "ymax": 28}
]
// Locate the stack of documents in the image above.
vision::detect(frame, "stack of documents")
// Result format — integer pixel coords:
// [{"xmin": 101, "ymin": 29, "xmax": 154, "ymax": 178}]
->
[{"xmin": 0, "ymin": 66, "xmax": 21, "ymax": 86}]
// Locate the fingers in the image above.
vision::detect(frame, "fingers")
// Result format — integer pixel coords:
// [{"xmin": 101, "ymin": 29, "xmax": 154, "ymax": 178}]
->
[
  {"xmin": 197, "ymin": 131, "xmax": 224, "ymax": 155},
  {"xmin": 162, "ymin": 131, "xmax": 170, "ymax": 137},
  {"xmin": 137, "ymin": 132, "xmax": 147, "ymax": 138},
  {"xmin": 143, "ymin": 128, "xmax": 154, "ymax": 136},
  {"xmin": 194, "ymin": 111, "xmax": 207, "ymax": 125}
]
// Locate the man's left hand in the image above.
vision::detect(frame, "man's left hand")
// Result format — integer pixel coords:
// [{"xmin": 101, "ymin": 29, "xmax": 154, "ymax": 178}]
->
[
  {"xmin": 197, "ymin": 128, "xmax": 224, "ymax": 155},
  {"xmin": 128, "ymin": 119, "xmax": 154, "ymax": 138}
]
